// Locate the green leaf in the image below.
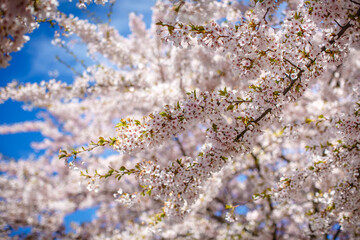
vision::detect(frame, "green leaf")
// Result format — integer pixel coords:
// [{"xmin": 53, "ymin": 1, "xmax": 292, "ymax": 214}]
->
[
  {"xmin": 314, "ymin": 160, "xmax": 326, "ymax": 166},
  {"xmin": 248, "ymin": 84, "xmax": 262, "ymax": 92},
  {"xmin": 216, "ymin": 70, "xmax": 225, "ymax": 76},
  {"xmin": 115, "ymin": 120, "xmax": 128, "ymax": 128},
  {"xmin": 226, "ymin": 104, "xmax": 234, "ymax": 111},
  {"xmin": 59, "ymin": 149, "xmax": 68, "ymax": 154},
  {"xmin": 135, "ymin": 164, "xmax": 141, "ymax": 171},
  {"xmin": 306, "ymin": 210, "xmax": 314, "ymax": 216},
  {"xmin": 305, "ymin": 118, "xmax": 313, "ymax": 124},
  {"xmin": 212, "ymin": 123, "xmax": 218, "ymax": 132},
  {"xmin": 98, "ymin": 137, "xmax": 106, "ymax": 145},
  {"xmin": 253, "ymin": 194, "xmax": 260, "ymax": 200},
  {"xmin": 294, "ymin": 12, "xmax": 301, "ymax": 20},
  {"xmin": 220, "ymin": 156, "xmax": 228, "ymax": 162},
  {"xmin": 326, "ymin": 203, "xmax": 335, "ymax": 211},
  {"xmin": 218, "ymin": 87, "xmax": 228, "ymax": 96},
  {"xmin": 176, "ymin": 159, "xmax": 182, "ymax": 165},
  {"xmin": 159, "ymin": 112, "xmax": 168, "ymax": 117},
  {"xmin": 167, "ymin": 25, "xmax": 174, "ymax": 34},
  {"xmin": 105, "ymin": 169, "xmax": 114, "ymax": 178}
]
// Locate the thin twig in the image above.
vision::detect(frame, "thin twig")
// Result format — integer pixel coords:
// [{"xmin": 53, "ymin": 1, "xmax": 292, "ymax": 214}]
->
[
  {"xmin": 235, "ymin": 108, "xmax": 272, "ymax": 142},
  {"xmin": 334, "ymin": 19, "xmax": 344, "ymax": 28},
  {"xmin": 333, "ymin": 225, "xmax": 342, "ymax": 239},
  {"xmin": 284, "ymin": 58, "xmax": 303, "ymax": 72},
  {"xmin": 174, "ymin": 137, "xmax": 187, "ymax": 156},
  {"xmin": 107, "ymin": 1, "xmax": 115, "ymax": 24},
  {"xmin": 263, "ymin": 7, "xmax": 270, "ymax": 24}
]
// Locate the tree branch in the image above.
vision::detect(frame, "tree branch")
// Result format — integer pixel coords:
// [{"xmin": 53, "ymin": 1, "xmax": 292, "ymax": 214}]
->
[
  {"xmin": 235, "ymin": 108, "xmax": 272, "ymax": 142},
  {"xmin": 174, "ymin": 137, "xmax": 187, "ymax": 156}
]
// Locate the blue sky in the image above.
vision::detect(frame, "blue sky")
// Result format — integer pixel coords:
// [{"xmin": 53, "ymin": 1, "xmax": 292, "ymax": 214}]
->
[{"xmin": 0, "ymin": 0, "xmax": 155, "ymax": 159}]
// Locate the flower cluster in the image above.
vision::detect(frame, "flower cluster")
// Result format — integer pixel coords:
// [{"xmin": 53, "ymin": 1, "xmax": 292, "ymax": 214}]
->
[
  {"xmin": 0, "ymin": 0, "xmax": 58, "ymax": 68},
  {"xmin": 75, "ymin": 0, "xmax": 114, "ymax": 9},
  {"xmin": 1, "ymin": 0, "xmax": 360, "ymax": 239}
]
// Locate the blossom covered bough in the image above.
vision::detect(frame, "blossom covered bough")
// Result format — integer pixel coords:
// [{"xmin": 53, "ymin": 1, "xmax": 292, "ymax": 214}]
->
[{"xmin": 0, "ymin": 0, "xmax": 360, "ymax": 239}]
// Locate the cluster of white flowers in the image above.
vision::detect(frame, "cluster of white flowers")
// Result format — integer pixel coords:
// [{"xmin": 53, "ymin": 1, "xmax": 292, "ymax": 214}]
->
[
  {"xmin": 0, "ymin": 0, "xmax": 118, "ymax": 68},
  {"xmin": 95, "ymin": 0, "xmax": 359, "ymax": 220},
  {"xmin": 1, "ymin": 0, "xmax": 360, "ymax": 239},
  {"xmin": 0, "ymin": 0, "xmax": 58, "ymax": 67}
]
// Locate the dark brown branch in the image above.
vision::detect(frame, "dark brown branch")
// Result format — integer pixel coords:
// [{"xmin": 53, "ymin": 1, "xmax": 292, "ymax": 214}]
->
[
  {"xmin": 235, "ymin": 108, "xmax": 272, "ymax": 142},
  {"xmin": 284, "ymin": 58, "xmax": 303, "ymax": 72},
  {"xmin": 330, "ymin": 7, "xmax": 360, "ymax": 44},
  {"xmin": 206, "ymin": 207, "xmax": 227, "ymax": 224},
  {"xmin": 283, "ymin": 73, "xmax": 302, "ymax": 95},
  {"xmin": 263, "ymin": 7, "xmax": 270, "ymax": 24},
  {"xmin": 251, "ymin": 152, "xmax": 263, "ymax": 178},
  {"xmin": 174, "ymin": 137, "xmax": 187, "ymax": 156},
  {"xmin": 333, "ymin": 225, "xmax": 342, "ymax": 239},
  {"xmin": 334, "ymin": 19, "xmax": 345, "ymax": 28},
  {"xmin": 309, "ymin": 223, "xmax": 316, "ymax": 240},
  {"xmin": 173, "ymin": 0, "xmax": 185, "ymax": 13},
  {"xmin": 279, "ymin": 155, "xmax": 291, "ymax": 163},
  {"xmin": 328, "ymin": 64, "xmax": 342, "ymax": 86},
  {"xmin": 254, "ymin": 108, "xmax": 273, "ymax": 124},
  {"xmin": 232, "ymin": 100, "xmax": 253, "ymax": 104}
]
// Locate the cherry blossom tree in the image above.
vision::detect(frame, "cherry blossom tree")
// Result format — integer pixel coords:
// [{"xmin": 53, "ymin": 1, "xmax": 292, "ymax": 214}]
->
[{"xmin": 1, "ymin": 0, "xmax": 360, "ymax": 239}]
